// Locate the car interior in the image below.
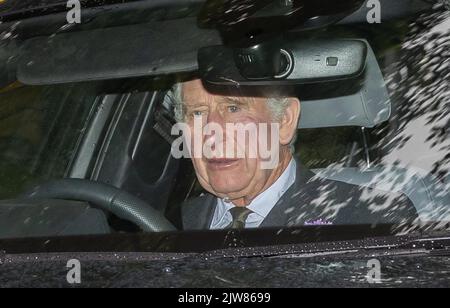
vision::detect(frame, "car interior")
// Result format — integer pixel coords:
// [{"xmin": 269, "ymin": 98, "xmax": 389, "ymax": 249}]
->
[{"xmin": 0, "ymin": 0, "xmax": 448, "ymax": 238}]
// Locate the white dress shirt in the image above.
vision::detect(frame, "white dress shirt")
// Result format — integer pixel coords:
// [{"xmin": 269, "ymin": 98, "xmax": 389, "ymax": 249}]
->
[{"xmin": 210, "ymin": 159, "xmax": 297, "ymax": 229}]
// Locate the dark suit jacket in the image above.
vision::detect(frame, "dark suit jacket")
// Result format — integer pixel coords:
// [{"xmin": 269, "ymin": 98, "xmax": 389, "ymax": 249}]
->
[{"xmin": 182, "ymin": 161, "xmax": 419, "ymax": 230}]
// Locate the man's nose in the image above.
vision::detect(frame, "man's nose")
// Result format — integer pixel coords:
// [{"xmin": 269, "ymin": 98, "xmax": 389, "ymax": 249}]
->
[
  {"xmin": 206, "ymin": 109, "xmax": 225, "ymax": 126},
  {"xmin": 203, "ymin": 110, "xmax": 226, "ymax": 145},
  {"xmin": 205, "ymin": 110, "xmax": 227, "ymax": 135}
]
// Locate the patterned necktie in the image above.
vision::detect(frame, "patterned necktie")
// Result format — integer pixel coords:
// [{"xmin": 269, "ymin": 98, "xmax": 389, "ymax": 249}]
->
[{"xmin": 226, "ymin": 207, "xmax": 253, "ymax": 229}]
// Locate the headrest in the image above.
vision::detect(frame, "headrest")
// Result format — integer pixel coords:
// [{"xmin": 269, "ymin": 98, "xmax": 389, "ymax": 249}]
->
[{"xmin": 299, "ymin": 40, "xmax": 391, "ymax": 128}]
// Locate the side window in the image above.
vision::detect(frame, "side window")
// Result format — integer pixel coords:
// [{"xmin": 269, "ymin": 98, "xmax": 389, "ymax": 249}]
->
[
  {"xmin": 0, "ymin": 82, "xmax": 99, "ymax": 198},
  {"xmin": 132, "ymin": 93, "xmax": 174, "ymax": 185}
]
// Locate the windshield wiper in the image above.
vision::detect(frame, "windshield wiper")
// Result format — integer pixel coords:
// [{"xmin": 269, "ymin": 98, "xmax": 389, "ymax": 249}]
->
[
  {"xmin": 395, "ymin": 237, "xmax": 450, "ymax": 256},
  {"xmin": 193, "ymin": 234, "xmax": 450, "ymax": 260}
]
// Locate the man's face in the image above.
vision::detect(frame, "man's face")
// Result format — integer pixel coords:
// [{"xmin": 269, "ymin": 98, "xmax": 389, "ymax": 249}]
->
[{"xmin": 181, "ymin": 79, "xmax": 299, "ymax": 203}]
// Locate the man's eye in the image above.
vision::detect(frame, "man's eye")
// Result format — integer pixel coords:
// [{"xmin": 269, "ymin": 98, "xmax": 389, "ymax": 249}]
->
[
  {"xmin": 227, "ymin": 105, "xmax": 240, "ymax": 113},
  {"xmin": 192, "ymin": 110, "xmax": 204, "ymax": 117}
]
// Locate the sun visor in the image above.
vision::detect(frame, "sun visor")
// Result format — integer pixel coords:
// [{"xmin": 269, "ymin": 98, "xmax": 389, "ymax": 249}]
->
[{"xmin": 16, "ymin": 18, "xmax": 220, "ymax": 85}]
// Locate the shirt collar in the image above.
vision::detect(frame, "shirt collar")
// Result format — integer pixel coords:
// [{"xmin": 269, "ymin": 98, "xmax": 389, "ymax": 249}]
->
[{"xmin": 216, "ymin": 158, "xmax": 297, "ymax": 219}]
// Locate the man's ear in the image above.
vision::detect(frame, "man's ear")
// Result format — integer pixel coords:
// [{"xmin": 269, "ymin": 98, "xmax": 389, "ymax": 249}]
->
[{"xmin": 279, "ymin": 98, "xmax": 300, "ymax": 146}]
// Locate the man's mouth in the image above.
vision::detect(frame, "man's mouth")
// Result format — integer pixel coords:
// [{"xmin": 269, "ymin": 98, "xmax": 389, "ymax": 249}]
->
[{"xmin": 206, "ymin": 158, "xmax": 240, "ymax": 170}]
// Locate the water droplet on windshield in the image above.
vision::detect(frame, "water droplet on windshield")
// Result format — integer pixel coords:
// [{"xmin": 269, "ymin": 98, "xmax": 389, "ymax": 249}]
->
[{"xmin": 162, "ymin": 266, "xmax": 173, "ymax": 274}]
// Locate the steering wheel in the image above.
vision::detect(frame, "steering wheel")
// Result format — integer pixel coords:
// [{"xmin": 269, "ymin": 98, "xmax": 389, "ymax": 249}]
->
[{"xmin": 24, "ymin": 178, "xmax": 177, "ymax": 232}]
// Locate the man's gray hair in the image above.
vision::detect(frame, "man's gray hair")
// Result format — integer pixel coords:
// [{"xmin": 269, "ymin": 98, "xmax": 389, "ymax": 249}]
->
[
  {"xmin": 166, "ymin": 83, "xmax": 292, "ymax": 122},
  {"xmin": 165, "ymin": 83, "xmax": 298, "ymax": 148}
]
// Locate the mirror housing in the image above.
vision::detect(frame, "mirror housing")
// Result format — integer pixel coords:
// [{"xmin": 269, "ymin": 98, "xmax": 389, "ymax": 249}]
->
[{"xmin": 198, "ymin": 39, "xmax": 367, "ymax": 86}]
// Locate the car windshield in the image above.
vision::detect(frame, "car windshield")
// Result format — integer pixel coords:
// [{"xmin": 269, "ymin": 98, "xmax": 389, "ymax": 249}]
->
[{"xmin": 0, "ymin": 0, "xmax": 448, "ymax": 249}]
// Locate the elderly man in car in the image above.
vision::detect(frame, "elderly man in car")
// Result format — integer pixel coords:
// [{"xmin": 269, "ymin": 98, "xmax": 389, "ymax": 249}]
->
[{"xmin": 167, "ymin": 79, "xmax": 418, "ymax": 230}]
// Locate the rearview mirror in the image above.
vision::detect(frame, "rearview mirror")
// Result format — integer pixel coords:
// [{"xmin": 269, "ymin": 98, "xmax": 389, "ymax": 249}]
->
[{"xmin": 198, "ymin": 39, "xmax": 367, "ymax": 86}]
